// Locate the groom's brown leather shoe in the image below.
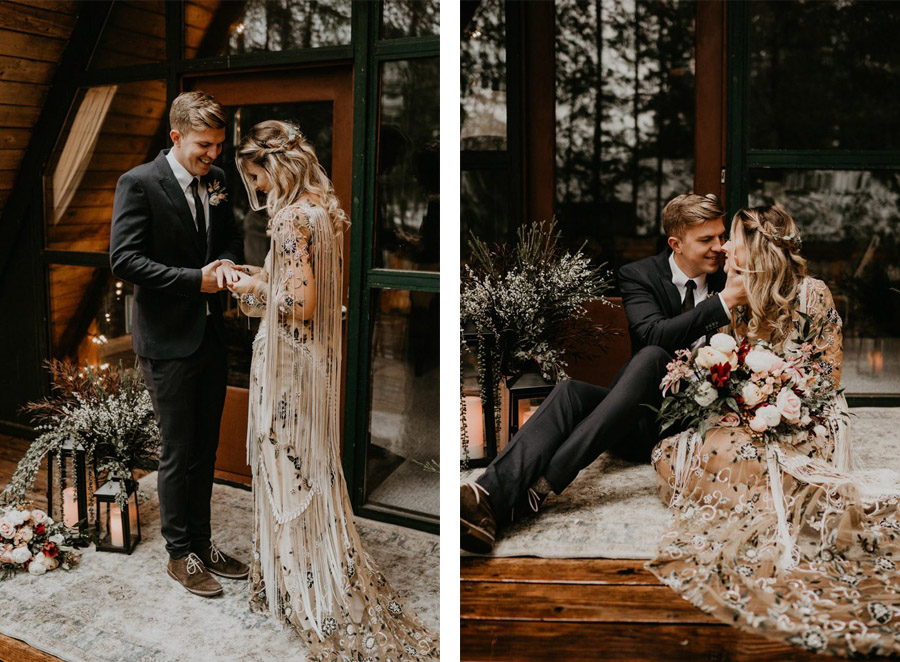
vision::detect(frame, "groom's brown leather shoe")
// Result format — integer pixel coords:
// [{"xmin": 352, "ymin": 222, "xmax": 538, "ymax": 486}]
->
[
  {"xmin": 461, "ymin": 482, "xmax": 496, "ymax": 553},
  {"xmin": 195, "ymin": 541, "xmax": 249, "ymax": 579},
  {"xmin": 167, "ymin": 553, "xmax": 223, "ymax": 597}
]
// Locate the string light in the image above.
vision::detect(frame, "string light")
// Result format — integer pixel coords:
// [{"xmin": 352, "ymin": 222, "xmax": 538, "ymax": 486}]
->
[
  {"xmin": 470, "ymin": 29, "xmax": 482, "ymax": 39},
  {"xmin": 234, "ymin": 22, "xmax": 246, "ymax": 35}
]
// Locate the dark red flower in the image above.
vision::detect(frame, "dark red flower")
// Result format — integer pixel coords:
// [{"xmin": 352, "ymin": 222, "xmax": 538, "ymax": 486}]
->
[
  {"xmin": 34, "ymin": 524, "xmax": 46, "ymax": 536},
  {"xmin": 42, "ymin": 542, "xmax": 59, "ymax": 558},
  {"xmin": 737, "ymin": 337, "xmax": 751, "ymax": 365},
  {"xmin": 710, "ymin": 362, "xmax": 732, "ymax": 387}
]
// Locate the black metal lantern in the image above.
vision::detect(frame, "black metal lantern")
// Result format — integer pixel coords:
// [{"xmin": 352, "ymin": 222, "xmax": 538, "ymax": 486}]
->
[
  {"xmin": 506, "ymin": 371, "xmax": 555, "ymax": 445},
  {"xmin": 461, "ymin": 330, "xmax": 498, "ymax": 468},
  {"xmin": 46, "ymin": 440, "xmax": 95, "ymax": 530},
  {"xmin": 93, "ymin": 479, "xmax": 141, "ymax": 554}
]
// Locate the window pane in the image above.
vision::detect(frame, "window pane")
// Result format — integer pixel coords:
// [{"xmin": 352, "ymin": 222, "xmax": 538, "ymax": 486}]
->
[
  {"xmin": 45, "ymin": 80, "xmax": 167, "ymax": 251},
  {"xmin": 460, "ymin": 169, "xmax": 509, "ymax": 257},
  {"xmin": 185, "ymin": 0, "xmax": 352, "ymax": 59},
  {"xmin": 749, "ymin": 1, "xmax": 900, "ymax": 150},
  {"xmin": 748, "ymin": 168, "xmax": 900, "ymax": 395},
  {"xmin": 365, "ymin": 289, "xmax": 439, "ymax": 520},
  {"xmin": 460, "ymin": 0, "xmax": 507, "ymax": 150},
  {"xmin": 48, "ymin": 265, "xmax": 136, "ymax": 366},
  {"xmin": 555, "ymin": 0, "xmax": 695, "ymax": 273},
  {"xmin": 381, "ymin": 0, "xmax": 440, "ymax": 39},
  {"xmin": 374, "ymin": 59, "xmax": 440, "ymax": 272},
  {"xmin": 90, "ymin": 1, "xmax": 166, "ymax": 69}
]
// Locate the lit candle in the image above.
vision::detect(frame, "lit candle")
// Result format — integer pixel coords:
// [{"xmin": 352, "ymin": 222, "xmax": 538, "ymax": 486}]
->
[
  {"xmin": 464, "ymin": 395, "xmax": 485, "ymax": 460},
  {"xmin": 109, "ymin": 504, "xmax": 125, "ymax": 547},
  {"xmin": 62, "ymin": 487, "xmax": 78, "ymax": 527},
  {"xmin": 521, "ymin": 407, "xmax": 536, "ymax": 425}
]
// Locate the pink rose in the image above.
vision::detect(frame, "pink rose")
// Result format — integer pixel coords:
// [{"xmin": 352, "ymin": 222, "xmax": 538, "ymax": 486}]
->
[
  {"xmin": 717, "ymin": 412, "xmax": 741, "ymax": 427},
  {"xmin": 741, "ymin": 383, "xmax": 766, "ymax": 408},
  {"xmin": 0, "ymin": 519, "xmax": 15, "ymax": 540},
  {"xmin": 775, "ymin": 387, "xmax": 801, "ymax": 424},
  {"xmin": 749, "ymin": 415, "xmax": 769, "ymax": 433}
]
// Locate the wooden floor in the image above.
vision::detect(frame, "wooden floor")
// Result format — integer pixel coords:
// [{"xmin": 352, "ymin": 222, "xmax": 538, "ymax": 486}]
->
[{"xmin": 461, "ymin": 556, "xmax": 897, "ymax": 662}]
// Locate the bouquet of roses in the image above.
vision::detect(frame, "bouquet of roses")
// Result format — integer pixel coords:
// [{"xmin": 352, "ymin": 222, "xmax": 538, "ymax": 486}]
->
[
  {"xmin": 656, "ymin": 330, "xmax": 839, "ymax": 444},
  {"xmin": 0, "ymin": 506, "xmax": 80, "ymax": 580}
]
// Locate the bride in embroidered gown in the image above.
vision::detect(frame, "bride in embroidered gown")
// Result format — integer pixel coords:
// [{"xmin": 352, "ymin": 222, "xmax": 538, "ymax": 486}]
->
[
  {"xmin": 227, "ymin": 120, "xmax": 438, "ymax": 661},
  {"xmin": 649, "ymin": 205, "xmax": 900, "ymax": 658}
]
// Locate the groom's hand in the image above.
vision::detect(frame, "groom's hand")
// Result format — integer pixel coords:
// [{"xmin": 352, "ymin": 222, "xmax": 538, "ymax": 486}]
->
[
  {"xmin": 721, "ymin": 268, "xmax": 748, "ymax": 309},
  {"xmin": 200, "ymin": 260, "xmax": 224, "ymax": 293}
]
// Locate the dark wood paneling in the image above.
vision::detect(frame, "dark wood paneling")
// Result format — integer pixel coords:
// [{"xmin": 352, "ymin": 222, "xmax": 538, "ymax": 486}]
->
[
  {"xmin": 0, "ymin": 104, "xmax": 41, "ymax": 127},
  {"xmin": 0, "ymin": 80, "xmax": 49, "ymax": 107},
  {"xmin": 0, "ymin": 29, "xmax": 66, "ymax": 62},
  {"xmin": 0, "ymin": 2, "xmax": 76, "ymax": 40},
  {"xmin": 0, "ymin": 54, "xmax": 56, "ymax": 84}
]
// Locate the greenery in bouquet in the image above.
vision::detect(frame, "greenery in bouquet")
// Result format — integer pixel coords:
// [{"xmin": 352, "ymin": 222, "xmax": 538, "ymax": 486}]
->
[
  {"xmin": 2, "ymin": 360, "xmax": 160, "ymax": 511},
  {"xmin": 0, "ymin": 505, "xmax": 81, "ymax": 580},
  {"xmin": 461, "ymin": 219, "xmax": 616, "ymax": 383},
  {"xmin": 656, "ymin": 316, "xmax": 844, "ymax": 444}
]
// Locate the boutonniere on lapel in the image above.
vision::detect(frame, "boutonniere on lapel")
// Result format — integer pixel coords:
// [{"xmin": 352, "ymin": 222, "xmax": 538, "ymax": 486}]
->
[{"xmin": 207, "ymin": 180, "xmax": 227, "ymax": 206}]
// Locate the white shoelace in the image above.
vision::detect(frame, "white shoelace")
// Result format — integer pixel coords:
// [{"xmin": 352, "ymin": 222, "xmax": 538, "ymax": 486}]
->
[
  {"xmin": 185, "ymin": 553, "xmax": 204, "ymax": 575},
  {"xmin": 209, "ymin": 540, "xmax": 224, "ymax": 565},
  {"xmin": 465, "ymin": 481, "xmax": 490, "ymax": 505},
  {"xmin": 526, "ymin": 487, "xmax": 541, "ymax": 512}
]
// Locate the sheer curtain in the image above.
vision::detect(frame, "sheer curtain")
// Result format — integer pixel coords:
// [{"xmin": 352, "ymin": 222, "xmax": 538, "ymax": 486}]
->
[{"xmin": 51, "ymin": 85, "xmax": 118, "ymax": 225}]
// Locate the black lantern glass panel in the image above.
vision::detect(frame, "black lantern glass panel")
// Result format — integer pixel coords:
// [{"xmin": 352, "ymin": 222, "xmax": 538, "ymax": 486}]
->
[
  {"xmin": 46, "ymin": 440, "xmax": 96, "ymax": 531},
  {"xmin": 506, "ymin": 372, "xmax": 554, "ymax": 445},
  {"xmin": 93, "ymin": 480, "xmax": 141, "ymax": 554},
  {"xmin": 461, "ymin": 331, "xmax": 498, "ymax": 468}
]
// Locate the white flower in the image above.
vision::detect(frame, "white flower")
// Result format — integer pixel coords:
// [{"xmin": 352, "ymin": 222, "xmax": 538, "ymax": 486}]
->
[
  {"xmin": 813, "ymin": 425, "xmax": 828, "ymax": 441},
  {"xmin": 868, "ymin": 601, "xmax": 893, "ymax": 624},
  {"xmin": 709, "ymin": 333, "xmax": 737, "ymax": 354},
  {"xmin": 28, "ymin": 560, "xmax": 46, "ymax": 575},
  {"xmin": 17, "ymin": 527, "xmax": 33, "ymax": 543},
  {"xmin": 741, "ymin": 383, "xmax": 766, "ymax": 408},
  {"xmin": 0, "ymin": 519, "xmax": 15, "ymax": 539},
  {"xmin": 695, "ymin": 346, "xmax": 730, "ymax": 370},
  {"xmin": 6, "ymin": 511, "xmax": 25, "ymax": 526},
  {"xmin": 693, "ymin": 381, "xmax": 718, "ymax": 407},
  {"xmin": 49, "ymin": 533, "xmax": 65, "ymax": 545},
  {"xmin": 749, "ymin": 414, "xmax": 769, "ymax": 433},
  {"xmin": 11, "ymin": 546, "xmax": 31, "ymax": 564},
  {"xmin": 875, "ymin": 557, "xmax": 896, "ymax": 572},
  {"xmin": 757, "ymin": 405, "xmax": 781, "ymax": 428},
  {"xmin": 20, "ymin": 510, "xmax": 31, "ymax": 522},
  {"xmin": 30, "ymin": 510, "xmax": 48, "ymax": 525},
  {"xmin": 775, "ymin": 387, "xmax": 801, "ymax": 424},
  {"xmin": 745, "ymin": 349, "xmax": 779, "ymax": 374},
  {"xmin": 737, "ymin": 443, "xmax": 758, "ymax": 460}
]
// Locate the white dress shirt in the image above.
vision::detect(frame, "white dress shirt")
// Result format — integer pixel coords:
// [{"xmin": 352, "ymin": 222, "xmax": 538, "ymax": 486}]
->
[{"xmin": 166, "ymin": 149, "xmax": 209, "ymax": 235}]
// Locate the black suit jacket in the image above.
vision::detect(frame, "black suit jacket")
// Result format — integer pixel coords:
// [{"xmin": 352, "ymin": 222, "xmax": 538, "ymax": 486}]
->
[
  {"xmin": 110, "ymin": 150, "xmax": 244, "ymax": 360},
  {"xmin": 619, "ymin": 250, "xmax": 729, "ymax": 355}
]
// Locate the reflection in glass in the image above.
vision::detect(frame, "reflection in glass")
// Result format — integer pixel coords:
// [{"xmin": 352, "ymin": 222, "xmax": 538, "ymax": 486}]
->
[
  {"xmin": 460, "ymin": 169, "xmax": 509, "ymax": 255},
  {"xmin": 44, "ymin": 80, "xmax": 167, "ymax": 252},
  {"xmin": 374, "ymin": 59, "xmax": 440, "ymax": 272},
  {"xmin": 185, "ymin": 0, "xmax": 352, "ymax": 59},
  {"xmin": 749, "ymin": 1, "xmax": 900, "ymax": 150},
  {"xmin": 749, "ymin": 169, "xmax": 900, "ymax": 395},
  {"xmin": 460, "ymin": 0, "xmax": 507, "ymax": 151},
  {"xmin": 48, "ymin": 265, "xmax": 135, "ymax": 368},
  {"xmin": 555, "ymin": 0, "xmax": 695, "ymax": 270},
  {"xmin": 365, "ymin": 289, "xmax": 439, "ymax": 520},
  {"xmin": 90, "ymin": 1, "xmax": 166, "ymax": 69},
  {"xmin": 217, "ymin": 101, "xmax": 335, "ymax": 387},
  {"xmin": 381, "ymin": 0, "xmax": 440, "ymax": 39}
]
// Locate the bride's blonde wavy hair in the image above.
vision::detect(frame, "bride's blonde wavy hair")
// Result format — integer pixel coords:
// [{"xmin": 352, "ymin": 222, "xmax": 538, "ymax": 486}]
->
[
  {"xmin": 237, "ymin": 120, "xmax": 347, "ymax": 233},
  {"xmin": 731, "ymin": 205, "xmax": 807, "ymax": 345}
]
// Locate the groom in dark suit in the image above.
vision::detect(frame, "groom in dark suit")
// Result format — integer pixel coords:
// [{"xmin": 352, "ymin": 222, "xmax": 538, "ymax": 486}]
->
[
  {"xmin": 461, "ymin": 193, "xmax": 749, "ymax": 553},
  {"xmin": 111, "ymin": 91, "xmax": 249, "ymax": 596}
]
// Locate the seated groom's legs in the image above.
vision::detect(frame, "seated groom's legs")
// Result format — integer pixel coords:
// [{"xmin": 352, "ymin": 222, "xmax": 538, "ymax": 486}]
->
[
  {"xmin": 543, "ymin": 345, "xmax": 672, "ymax": 493},
  {"xmin": 476, "ymin": 379, "xmax": 610, "ymax": 524}
]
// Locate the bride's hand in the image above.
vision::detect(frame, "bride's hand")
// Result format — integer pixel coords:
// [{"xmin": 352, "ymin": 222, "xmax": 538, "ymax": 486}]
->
[{"xmin": 227, "ymin": 271, "xmax": 263, "ymax": 296}]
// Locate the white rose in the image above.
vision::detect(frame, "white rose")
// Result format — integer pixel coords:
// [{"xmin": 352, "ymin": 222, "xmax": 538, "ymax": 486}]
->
[
  {"xmin": 741, "ymin": 383, "xmax": 766, "ymax": 408},
  {"xmin": 49, "ymin": 533, "xmax": 65, "ymax": 546},
  {"xmin": 709, "ymin": 333, "xmax": 737, "ymax": 354},
  {"xmin": 27, "ymin": 559, "xmax": 46, "ymax": 576},
  {"xmin": 20, "ymin": 510, "xmax": 31, "ymax": 522},
  {"xmin": 695, "ymin": 346, "xmax": 730, "ymax": 370},
  {"xmin": 30, "ymin": 510, "xmax": 48, "ymax": 525},
  {"xmin": 799, "ymin": 412, "xmax": 812, "ymax": 426},
  {"xmin": 694, "ymin": 381, "xmax": 718, "ymax": 407},
  {"xmin": 0, "ymin": 519, "xmax": 15, "ymax": 539},
  {"xmin": 6, "ymin": 511, "xmax": 24, "ymax": 526},
  {"xmin": 757, "ymin": 404, "xmax": 782, "ymax": 428},
  {"xmin": 17, "ymin": 527, "xmax": 33, "ymax": 543},
  {"xmin": 775, "ymin": 388, "xmax": 802, "ymax": 424},
  {"xmin": 11, "ymin": 546, "xmax": 31, "ymax": 564},
  {"xmin": 813, "ymin": 425, "xmax": 828, "ymax": 441},
  {"xmin": 749, "ymin": 414, "xmax": 769, "ymax": 433},
  {"xmin": 745, "ymin": 349, "xmax": 779, "ymax": 374}
]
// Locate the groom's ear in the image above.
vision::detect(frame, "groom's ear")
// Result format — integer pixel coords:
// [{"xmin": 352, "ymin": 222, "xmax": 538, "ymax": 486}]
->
[
  {"xmin": 170, "ymin": 129, "xmax": 182, "ymax": 148},
  {"xmin": 667, "ymin": 235, "xmax": 681, "ymax": 254}
]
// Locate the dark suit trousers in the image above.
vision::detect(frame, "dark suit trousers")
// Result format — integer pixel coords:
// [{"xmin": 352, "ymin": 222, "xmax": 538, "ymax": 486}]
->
[
  {"xmin": 476, "ymin": 346, "xmax": 671, "ymax": 524},
  {"xmin": 139, "ymin": 322, "xmax": 227, "ymax": 559}
]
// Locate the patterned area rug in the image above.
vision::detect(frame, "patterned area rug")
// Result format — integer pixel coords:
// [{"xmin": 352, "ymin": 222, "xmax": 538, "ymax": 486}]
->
[
  {"xmin": 0, "ymin": 474, "xmax": 439, "ymax": 661},
  {"xmin": 462, "ymin": 408, "xmax": 900, "ymax": 559}
]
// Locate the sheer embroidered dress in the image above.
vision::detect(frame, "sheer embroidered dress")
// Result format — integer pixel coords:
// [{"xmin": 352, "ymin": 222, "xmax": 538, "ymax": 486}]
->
[
  {"xmin": 238, "ymin": 201, "xmax": 439, "ymax": 661},
  {"xmin": 649, "ymin": 278, "xmax": 900, "ymax": 657}
]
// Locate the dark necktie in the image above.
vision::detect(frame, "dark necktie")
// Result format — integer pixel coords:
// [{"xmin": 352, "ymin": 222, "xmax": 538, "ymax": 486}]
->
[
  {"xmin": 682, "ymin": 279, "xmax": 696, "ymax": 313},
  {"xmin": 190, "ymin": 178, "xmax": 207, "ymax": 245}
]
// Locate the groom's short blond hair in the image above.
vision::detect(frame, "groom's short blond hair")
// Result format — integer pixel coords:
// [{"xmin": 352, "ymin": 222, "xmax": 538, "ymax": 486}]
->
[
  {"xmin": 169, "ymin": 91, "xmax": 225, "ymax": 136},
  {"xmin": 662, "ymin": 193, "xmax": 724, "ymax": 238}
]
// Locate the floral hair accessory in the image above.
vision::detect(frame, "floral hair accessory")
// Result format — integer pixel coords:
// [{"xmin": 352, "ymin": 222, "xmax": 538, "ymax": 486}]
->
[{"xmin": 208, "ymin": 180, "xmax": 227, "ymax": 206}]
